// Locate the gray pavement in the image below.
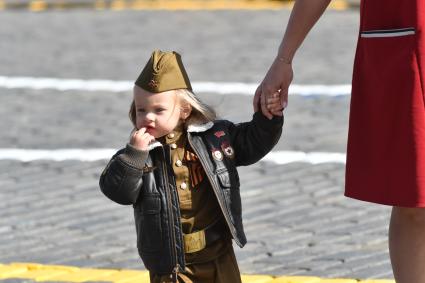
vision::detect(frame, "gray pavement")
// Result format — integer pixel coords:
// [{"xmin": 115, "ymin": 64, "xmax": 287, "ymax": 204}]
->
[{"xmin": 0, "ymin": 8, "xmax": 394, "ymax": 281}]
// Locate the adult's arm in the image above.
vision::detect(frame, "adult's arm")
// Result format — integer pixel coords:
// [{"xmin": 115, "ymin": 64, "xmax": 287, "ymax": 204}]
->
[{"xmin": 254, "ymin": 0, "xmax": 332, "ymax": 119}]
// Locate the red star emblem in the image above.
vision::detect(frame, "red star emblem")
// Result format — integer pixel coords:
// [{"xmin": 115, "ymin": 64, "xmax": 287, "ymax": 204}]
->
[
  {"xmin": 148, "ymin": 79, "xmax": 158, "ymax": 89},
  {"xmin": 214, "ymin": 131, "xmax": 225, "ymax": 138}
]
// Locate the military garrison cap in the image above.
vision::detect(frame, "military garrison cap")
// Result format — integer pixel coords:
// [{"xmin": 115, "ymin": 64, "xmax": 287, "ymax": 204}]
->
[{"xmin": 135, "ymin": 50, "xmax": 192, "ymax": 93}]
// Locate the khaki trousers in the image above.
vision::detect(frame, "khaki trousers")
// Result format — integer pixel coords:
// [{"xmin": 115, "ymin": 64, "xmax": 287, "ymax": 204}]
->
[{"xmin": 150, "ymin": 245, "xmax": 241, "ymax": 283}]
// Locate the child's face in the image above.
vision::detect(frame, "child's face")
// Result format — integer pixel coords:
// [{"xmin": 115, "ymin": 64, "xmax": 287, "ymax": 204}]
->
[{"xmin": 133, "ymin": 86, "xmax": 184, "ymax": 138}]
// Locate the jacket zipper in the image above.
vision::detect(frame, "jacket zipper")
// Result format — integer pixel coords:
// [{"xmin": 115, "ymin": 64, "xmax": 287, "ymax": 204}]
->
[
  {"xmin": 172, "ymin": 265, "xmax": 180, "ymax": 282},
  {"xmin": 187, "ymin": 133, "xmax": 241, "ymax": 246},
  {"xmin": 162, "ymin": 149, "xmax": 180, "ymax": 281}
]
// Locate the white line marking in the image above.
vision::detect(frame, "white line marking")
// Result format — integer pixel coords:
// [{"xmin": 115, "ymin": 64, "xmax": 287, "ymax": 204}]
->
[
  {"xmin": 262, "ymin": 151, "xmax": 346, "ymax": 164},
  {"xmin": 0, "ymin": 76, "xmax": 351, "ymax": 96},
  {"xmin": 0, "ymin": 149, "xmax": 346, "ymax": 164},
  {"xmin": 0, "ymin": 149, "xmax": 118, "ymax": 162}
]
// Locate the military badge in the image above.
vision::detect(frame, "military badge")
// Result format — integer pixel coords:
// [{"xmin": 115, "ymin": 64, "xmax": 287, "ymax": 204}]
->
[
  {"xmin": 148, "ymin": 79, "xmax": 158, "ymax": 89},
  {"xmin": 214, "ymin": 131, "xmax": 225, "ymax": 138},
  {"xmin": 221, "ymin": 142, "xmax": 235, "ymax": 159},
  {"xmin": 212, "ymin": 149, "xmax": 223, "ymax": 161}
]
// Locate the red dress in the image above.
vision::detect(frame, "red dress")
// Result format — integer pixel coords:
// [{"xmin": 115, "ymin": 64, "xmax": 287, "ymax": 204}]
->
[{"xmin": 345, "ymin": 0, "xmax": 425, "ymax": 207}]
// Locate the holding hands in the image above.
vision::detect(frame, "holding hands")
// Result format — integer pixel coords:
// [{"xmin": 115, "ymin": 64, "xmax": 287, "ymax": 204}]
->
[
  {"xmin": 130, "ymin": 127, "xmax": 155, "ymax": 151},
  {"xmin": 254, "ymin": 0, "xmax": 332, "ymax": 119},
  {"xmin": 254, "ymin": 56, "xmax": 293, "ymax": 119}
]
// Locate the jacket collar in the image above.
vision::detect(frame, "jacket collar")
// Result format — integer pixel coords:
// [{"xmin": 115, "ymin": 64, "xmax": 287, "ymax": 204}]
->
[
  {"xmin": 147, "ymin": 141, "xmax": 163, "ymax": 151},
  {"xmin": 149, "ymin": 121, "xmax": 214, "ymax": 150},
  {"xmin": 187, "ymin": 121, "xmax": 214, "ymax": 133}
]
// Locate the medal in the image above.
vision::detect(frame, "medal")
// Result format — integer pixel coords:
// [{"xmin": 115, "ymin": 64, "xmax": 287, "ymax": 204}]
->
[
  {"xmin": 212, "ymin": 149, "xmax": 223, "ymax": 161},
  {"xmin": 221, "ymin": 141, "xmax": 235, "ymax": 159}
]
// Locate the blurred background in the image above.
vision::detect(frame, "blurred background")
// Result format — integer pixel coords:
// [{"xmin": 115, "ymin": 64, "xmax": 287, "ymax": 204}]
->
[{"xmin": 0, "ymin": 0, "xmax": 395, "ymax": 282}]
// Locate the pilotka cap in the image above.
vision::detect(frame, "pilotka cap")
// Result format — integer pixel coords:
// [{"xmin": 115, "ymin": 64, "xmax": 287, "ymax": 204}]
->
[{"xmin": 135, "ymin": 50, "xmax": 192, "ymax": 93}]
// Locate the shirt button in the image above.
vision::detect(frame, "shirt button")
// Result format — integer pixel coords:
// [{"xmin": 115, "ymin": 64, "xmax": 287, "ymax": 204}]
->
[
  {"xmin": 176, "ymin": 160, "xmax": 183, "ymax": 167},
  {"xmin": 180, "ymin": 182, "xmax": 187, "ymax": 190},
  {"xmin": 168, "ymin": 132, "xmax": 175, "ymax": 139},
  {"xmin": 170, "ymin": 143, "xmax": 177, "ymax": 149}
]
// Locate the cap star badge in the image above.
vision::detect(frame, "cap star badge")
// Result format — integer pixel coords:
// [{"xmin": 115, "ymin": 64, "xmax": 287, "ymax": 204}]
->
[{"xmin": 148, "ymin": 79, "xmax": 158, "ymax": 89}]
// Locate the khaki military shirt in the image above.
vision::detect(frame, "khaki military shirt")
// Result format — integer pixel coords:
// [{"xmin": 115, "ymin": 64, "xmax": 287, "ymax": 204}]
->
[
  {"xmin": 151, "ymin": 126, "xmax": 242, "ymax": 282},
  {"xmin": 163, "ymin": 126, "xmax": 230, "ymax": 264}
]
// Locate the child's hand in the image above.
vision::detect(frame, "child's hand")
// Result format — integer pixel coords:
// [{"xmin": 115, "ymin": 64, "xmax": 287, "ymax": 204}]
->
[
  {"xmin": 130, "ymin": 128, "xmax": 156, "ymax": 151},
  {"xmin": 266, "ymin": 92, "xmax": 284, "ymax": 116}
]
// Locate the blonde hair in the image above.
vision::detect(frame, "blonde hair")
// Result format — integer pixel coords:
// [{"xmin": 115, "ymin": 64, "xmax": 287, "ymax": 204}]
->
[{"xmin": 128, "ymin": 89, "xmax": 216, "ymax": 128}]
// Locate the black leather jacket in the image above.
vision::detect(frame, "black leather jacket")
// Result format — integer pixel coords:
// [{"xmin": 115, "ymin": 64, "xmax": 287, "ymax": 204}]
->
[{"xmin": 99, "ymin": 111, "xmax": 283, "ymax": 275}]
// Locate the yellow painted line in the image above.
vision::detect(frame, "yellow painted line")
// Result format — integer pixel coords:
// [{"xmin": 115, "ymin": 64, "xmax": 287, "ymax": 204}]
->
[
  {"xmin": 272, "ymin": 276, "xmax": 322, "ymax": 283},
  {"xmin": 29, "ymin": 0, "xmax": 47, "ymax": 11},
  {"xmin": 94, "ymin": 269, "xmax": 150, "ymax": 283},
  {"xmin": 10, "ymin": 262, "xmax": 80, "ymax": 271},
  {"xmin": 111, "ymin": 0, "xmax": 128, "ymax": 10},
  {"xmin": 319, "ymin": 279, "xmax": 357, "ymax": 283},
  {"xmin": 0, "ymin": 0, "xmax": 355, "ymax": 11},
  {"xmin": 11, "ymin": 269, "xmax": 70, "ymax": 281},
  {"xmin": 8, "ymin": 262, "xmax": 78, "ymax": 281},
  {"xmin": 126, "ymin": 0, "xmax": 353, "ymax": 11},
  {"xmin": 0, "ymin": 262, "xmax": 395, "ymax": 283},
  {"xmin": 46, "ymin": 268, "xmax": 119, "ymax": 282},
  {"xmin": 0, "ymin": 265, "xmax": 28, "ymax": 279},
  {"xmin": 94, "ymin": 0, "xmax": 107, "ymax": 10},
  {"xmin": 328, "ymin": 0, "xmax": 349, "ymax": 10},
  {"xmin": 241, "ymin": 274, "xmax": 275, "ymax": 283},
  {"xmin": 124, "ymin": 0, "xmax": 293, "ymax": 10}
]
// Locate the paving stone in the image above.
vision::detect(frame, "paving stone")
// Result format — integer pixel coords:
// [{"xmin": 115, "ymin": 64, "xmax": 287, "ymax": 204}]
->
[{"xmin": 0, "ymin": 8, "xmax": 396, "ymax": 281}]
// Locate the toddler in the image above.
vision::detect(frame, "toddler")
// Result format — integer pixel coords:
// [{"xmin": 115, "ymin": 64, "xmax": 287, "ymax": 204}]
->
[{"xmin": 99, "ymin": 50, "xmax": 283, "ymax": 283}]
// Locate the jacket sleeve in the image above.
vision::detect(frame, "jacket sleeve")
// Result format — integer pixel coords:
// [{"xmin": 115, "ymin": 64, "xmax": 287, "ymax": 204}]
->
[
  {"xmin": 99, "ymin": 144, "xmax": 148, "ymax": 205},
  {"xmin": 229, "ymin": 111, "xmax": 283, "ymax": 166}
]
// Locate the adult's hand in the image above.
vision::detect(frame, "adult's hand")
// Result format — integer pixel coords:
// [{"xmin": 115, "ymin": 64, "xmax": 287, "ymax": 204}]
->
[
  {"xmin": 254, "ymin": 57, "xmax": 293, "ymax": 119},
  {"xmin": 253, "ymin": 0, "xmax": 331, "ymax": 119}
]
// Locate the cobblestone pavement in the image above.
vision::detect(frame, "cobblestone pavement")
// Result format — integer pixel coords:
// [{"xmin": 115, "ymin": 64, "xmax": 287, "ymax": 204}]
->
[{"xmin": 0, "ymin": 8, "xmax": 394, "ymax": 282}]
